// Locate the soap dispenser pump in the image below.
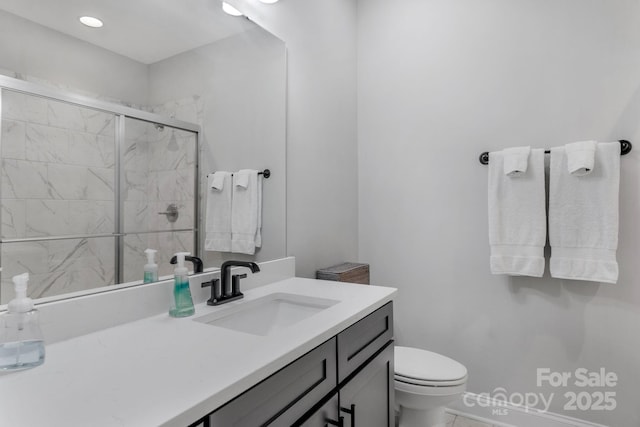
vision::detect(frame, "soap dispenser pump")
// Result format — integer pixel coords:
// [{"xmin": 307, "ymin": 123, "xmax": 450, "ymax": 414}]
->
[
  {"xmin": 0, "ymin": 273, "xmax": 45, "ymax": 370},
  {"xmin": 169, "ymin": 252, "xmax": 195, "ymax": 318},
  {"xmin": 143, "ymin": 248, "xmax": 158, "ymax": 283}
]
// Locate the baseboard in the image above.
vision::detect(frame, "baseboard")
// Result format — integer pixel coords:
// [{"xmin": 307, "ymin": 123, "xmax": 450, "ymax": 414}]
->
[{"xmin": 447, "ymin": 392, "xmax": 609, "ymax": 427}]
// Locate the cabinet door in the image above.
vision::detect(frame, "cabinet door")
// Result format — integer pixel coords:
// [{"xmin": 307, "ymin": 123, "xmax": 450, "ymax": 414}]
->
[
  {"xmin": 208, "ymin": 338, "xmax": 337, "ymax": 427},
  {"xmin": 337, "ymin": 303, "xmax": 393, "ymax": 383},
  {"xmin": 295, "ymin": 394, "xmax": 341, "ymax": 427},
  {"xmin": 339, "ymin": 342, "xmax": 394, "ymax": 427}
]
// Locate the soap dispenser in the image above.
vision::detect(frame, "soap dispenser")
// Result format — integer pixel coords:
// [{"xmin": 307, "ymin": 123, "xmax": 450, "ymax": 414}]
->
[
  {"xmin": 143, "ymin": 248, "xmax": 158, "ymax": 283},
  {"xmin": 0, "ymin": 273, "xmax": 45, "ymax": 370},
  {"xmin": 169, "ymin": 252, "xmax": 195, "ymax": 318}
]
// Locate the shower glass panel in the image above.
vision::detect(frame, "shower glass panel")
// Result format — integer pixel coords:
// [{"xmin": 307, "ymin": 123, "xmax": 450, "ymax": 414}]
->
[
  {"xmin": 0, "ymin": 90, "xmax": 117, "ymax": 303},
  {"xmin": 0, "ymin": 85, "xmax": 199, "ymax": 303},
  {"xmin": 121, "ymin": 117, "xmax": 197, "ymax": 283},
  {"xmin": 0, "ymin": 237, "xmax": 116, "ymax": 302},
  {"xmin": 1, "ymin": 91, "xmax": 117, "ymax": 239}
]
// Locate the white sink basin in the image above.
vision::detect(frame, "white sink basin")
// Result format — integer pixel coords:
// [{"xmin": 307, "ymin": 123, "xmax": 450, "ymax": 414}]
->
[{"xmin": 194, "ymin": 293, "xmax": 339, "ymax": 336}]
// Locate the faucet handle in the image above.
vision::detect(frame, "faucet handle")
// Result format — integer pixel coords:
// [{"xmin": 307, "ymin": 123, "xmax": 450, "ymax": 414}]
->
[
  {"xmin": 203, "ymin": 278, "xmax": 222, "ymax": 305},
  {"xmin": 231, "ymin": 274, "xmax": 247, "ymax": 296},
  {"xmin": 201, "ymin": 278, "xmax": 219, "ymax": 288}
]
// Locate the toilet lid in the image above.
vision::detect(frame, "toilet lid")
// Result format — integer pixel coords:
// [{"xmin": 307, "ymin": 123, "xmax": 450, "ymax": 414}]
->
[{"xmin": 395, "ymin": 346, "xmax": 467, "ymax": 383}]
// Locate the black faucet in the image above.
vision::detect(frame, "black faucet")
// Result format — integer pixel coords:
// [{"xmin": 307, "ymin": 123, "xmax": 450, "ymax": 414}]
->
[
  {"xmin": 169, "ymin": 255, "xmax": 204, "ymax": 273},
  {"xmin": 203, "ymin": 260, "xmax": 260, "ymax": 306}
]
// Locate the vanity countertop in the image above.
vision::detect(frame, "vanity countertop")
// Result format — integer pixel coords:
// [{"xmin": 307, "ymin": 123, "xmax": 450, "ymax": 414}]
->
[{"xmin": 0, "ymin": 278, "xmax": 396, "ymax": 427}]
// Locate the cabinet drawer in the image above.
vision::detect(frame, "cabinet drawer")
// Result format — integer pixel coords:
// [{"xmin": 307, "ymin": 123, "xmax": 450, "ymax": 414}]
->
[
  {"xmin": 209, "ymin": 338, "xmax": 337, "ymax": 427},
  {"xmin": 337, "ymin": 302, "xmax": 393, "ymax": 383}
]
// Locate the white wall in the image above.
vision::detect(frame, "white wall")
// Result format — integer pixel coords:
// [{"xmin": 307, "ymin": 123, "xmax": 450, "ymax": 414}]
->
[
  {"xmin": 230, "ymin": 0, "xmax": 359, "ymax": 278},
  {"xmin": 358, "ymin": 0, "xmax": 640, "ymax": 426},
  {"xmin": 0, "ymin": 10, "xmax": 148, "ymax": 105}
]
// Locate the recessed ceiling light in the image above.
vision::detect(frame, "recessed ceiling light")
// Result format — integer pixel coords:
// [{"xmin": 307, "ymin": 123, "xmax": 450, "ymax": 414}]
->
[
  {"xmin": 259, "ymin": 0, "xmax": 279, "ymax": 3},
  {"xmin": 222, "ymin": 2, "xmax": 243, "ymax": 16},
  {"xmin": 79, "ymin": 16, "xmax": 103, "ymax": 28}
]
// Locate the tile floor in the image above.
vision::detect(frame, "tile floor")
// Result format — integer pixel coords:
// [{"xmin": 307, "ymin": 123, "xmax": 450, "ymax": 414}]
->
[
  {"xmin": 395, "ymin": 410, "xmax": 501, "ymax": 427},
  {"xmin": 445, "ymin": 412, "xmax": 498, "ymax": 427}
]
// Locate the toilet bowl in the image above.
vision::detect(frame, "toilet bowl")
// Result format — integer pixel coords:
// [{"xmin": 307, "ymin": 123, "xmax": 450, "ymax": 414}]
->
[{"xmin": 394, "ymin": 346, "xmax": 468, "ymax": 427}]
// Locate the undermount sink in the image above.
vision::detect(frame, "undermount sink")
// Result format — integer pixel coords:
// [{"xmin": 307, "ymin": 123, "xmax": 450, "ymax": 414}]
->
[{"xmin": 194, "ymin": 293, "xmax": 339, "ymax": 336}]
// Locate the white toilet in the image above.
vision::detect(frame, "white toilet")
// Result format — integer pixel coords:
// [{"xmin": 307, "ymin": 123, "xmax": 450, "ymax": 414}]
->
[{"xmin": 394, "ymin": 346, "xmax": 468, "ymax": 427}]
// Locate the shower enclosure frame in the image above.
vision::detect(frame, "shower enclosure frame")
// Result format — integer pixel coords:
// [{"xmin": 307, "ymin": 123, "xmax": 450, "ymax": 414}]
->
[{"xmin": 0, "ymin": 74, "xmax": 201, "ymax": 286}]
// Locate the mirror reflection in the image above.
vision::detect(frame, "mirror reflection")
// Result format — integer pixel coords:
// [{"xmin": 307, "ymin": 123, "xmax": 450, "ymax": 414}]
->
[{"xmin": 0, "ymin": 0, "xmax": 287, "ymax": 303}]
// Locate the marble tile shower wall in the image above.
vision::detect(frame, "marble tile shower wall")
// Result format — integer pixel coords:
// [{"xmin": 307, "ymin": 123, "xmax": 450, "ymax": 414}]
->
[
  {"xmin": 1, "ymin": 91, "xmax": 116, "ymax": 301},
  {"xmin": 0, "ymin": 91, "xmax": 200, "ymax": 302}
]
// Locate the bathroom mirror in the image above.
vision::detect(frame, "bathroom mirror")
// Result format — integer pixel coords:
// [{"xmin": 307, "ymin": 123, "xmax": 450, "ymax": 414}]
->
[{"xmin": 0, "ymin": 0, "xmax": 287, "ymax": 303}]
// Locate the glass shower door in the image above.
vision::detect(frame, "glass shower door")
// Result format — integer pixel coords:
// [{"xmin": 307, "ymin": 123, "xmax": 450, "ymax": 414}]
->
[
  {"xmin": 0, "ymin": 89, "xmax": 117, "ymax": 302},
  {"xmin": 121, "ymin": 117, "xmax": 198, "ymax": 283}
]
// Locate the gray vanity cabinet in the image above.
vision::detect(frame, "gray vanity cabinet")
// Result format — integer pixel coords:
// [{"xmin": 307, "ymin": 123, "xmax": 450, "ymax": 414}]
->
[
  {"xmin": 338, "ymin": 343, "xmax": 394, "ymax": 427},
  {"xmin": 336, "ymin": 301, "xmax": 393, "ymax": 384},
  {"xmin": 298, "ymin": 343, "xmax": 394, "ymax": 427},
  {"xmin": 299, "ymin": 302, "xmax": 394, "ymax": 427},
  {"xmin": 202, "ymin": 302, "xmax": 394, "ymax": 427},
  {"xmin": 207, "ymin": 338, "xmax": 337, "ymax": 427}
]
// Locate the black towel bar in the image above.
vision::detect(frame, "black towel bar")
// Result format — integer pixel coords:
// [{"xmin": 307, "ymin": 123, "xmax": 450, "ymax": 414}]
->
[
  {"xmin": 478, "ymin": 140, "xmax": 632, "ymax": 165},
  {"xmin": 207, "ymin": 169, "xmax": 271, "ymax": 178}
]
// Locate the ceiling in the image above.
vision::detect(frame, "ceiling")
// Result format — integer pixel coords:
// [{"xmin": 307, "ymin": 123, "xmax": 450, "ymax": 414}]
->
[{"xmin": 0, "ymin": 0, "xmax": 255, "ymax": 64}]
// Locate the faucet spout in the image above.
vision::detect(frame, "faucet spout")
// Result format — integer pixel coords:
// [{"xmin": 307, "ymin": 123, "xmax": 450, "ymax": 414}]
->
[
  {"xmin": 221, "ymin": 260, "xmax": 260, "ymax": 274},
  {"xmin": 170, "ymin": 255, "xmax": 204, "ymax": 274},
  {"xmin": 215, "ymin": 260, "xmax": 261, "ymax": 303}
]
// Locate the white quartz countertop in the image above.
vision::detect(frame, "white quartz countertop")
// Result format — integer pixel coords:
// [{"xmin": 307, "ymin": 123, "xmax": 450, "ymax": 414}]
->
[{"xmin": 0, "ymin": 278, "xmax": 396, "ymax": 427}]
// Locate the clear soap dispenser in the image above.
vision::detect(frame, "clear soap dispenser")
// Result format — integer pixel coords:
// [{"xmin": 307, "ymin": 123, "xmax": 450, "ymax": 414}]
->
[
  {"xmin": 143, "ymin": 248, "xmax": 158, "ymax": 283},
  {"xmin": 0, "ymin": 273, "xmax": 45, "ymax": 371},
  {"xmin": 169, "ymin": 252, "xmax": 195, "ymax": 318}
]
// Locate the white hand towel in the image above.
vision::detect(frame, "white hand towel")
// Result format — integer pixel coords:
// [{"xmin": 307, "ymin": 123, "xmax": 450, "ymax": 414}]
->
[
  {"xmin": 234, "ymin": 170, "xmax": 250, "ymax": 189},
  {"xmin": 565, "ymin": 140, "xmax": 597, "ymax": 176},
  {"xmin": 255, "ymin": 175, "xmax": 263, "ymax": 248},
  {"xmin": 205, "ymin": 172, "xmax": 232, "ymax": 252},
  {"xmin": 231, "ymin": 170, "xmax": 259, "ymax": 254},
  {"xmin": 210, "ymin": 172, "xmax": 226, "ymax": 190},
  {"xmin": 503, "ymin": 146, "xmax": 531, "ymax": 176},
  {"xmin": 549, "ymin": 142, "xmax": 620, "ymax": 284},
  {"xmin": 488, "ymin": 149, "xmax": 546, "ymax": 277}
]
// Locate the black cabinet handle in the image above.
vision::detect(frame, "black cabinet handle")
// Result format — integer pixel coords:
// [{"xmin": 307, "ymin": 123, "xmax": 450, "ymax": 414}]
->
[
  {"xmin": 340, "ymin": 404, "xmax": 355, "ymax": 427},
  {"xmin": 325, "ymin": 416, "xmax": 344, "ymax": 427}
]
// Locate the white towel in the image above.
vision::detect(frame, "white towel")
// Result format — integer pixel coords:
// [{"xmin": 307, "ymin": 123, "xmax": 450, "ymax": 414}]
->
[
  {"xmin": 488, "ymin": 149, "xmax": 546, "ymax": 277},
  {"xmin": 205, "ymin": 172, "xmax": 232, "ymax": 252},
  {"xmin": 255, "ymin": 176, "xmax": 263, "ymax": 248},
  {"xmin": 503, "ymin": 146, "xmax": 531, "ymax": 176},
  {"xmin": 549, "ymin": 142, "xmax": 620, "ymax": 283},
  {"xmin": 565, "ymin": 140, "xmax": 597, "ymax": 176},
  {"xmin": 231, "ymin": 170, "xmax": 260, "ymax": 254},
  {"xmin": 210, "ymin": 172, "xmax": 226, "ymax": 190}
]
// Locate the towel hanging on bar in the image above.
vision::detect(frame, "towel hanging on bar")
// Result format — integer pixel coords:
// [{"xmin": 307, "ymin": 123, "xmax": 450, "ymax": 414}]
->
[
  {"xmin": 207, "ymin": 169, "xmax": 271, "ymax": 178},
  {"xmin": 478, "ymin": 140, "xmax": 632, "ymax": 165}
]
